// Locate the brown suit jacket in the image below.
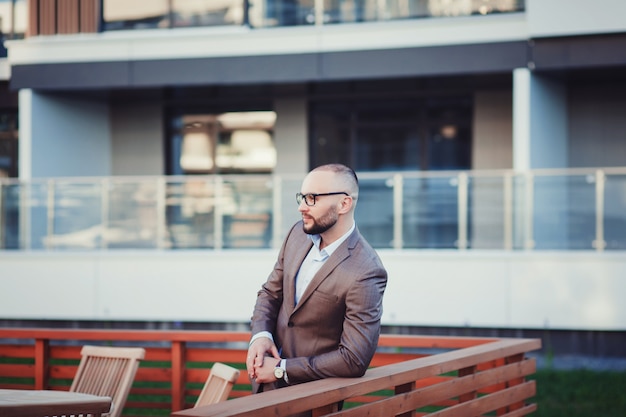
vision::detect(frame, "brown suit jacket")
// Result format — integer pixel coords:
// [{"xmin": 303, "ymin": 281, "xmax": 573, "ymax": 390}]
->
[{"xmin": 250, "ymin": 221, "xmax": 387, "ymax": 391}]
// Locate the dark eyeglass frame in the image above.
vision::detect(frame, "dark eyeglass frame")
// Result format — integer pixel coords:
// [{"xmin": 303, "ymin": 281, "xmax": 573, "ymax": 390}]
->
[{"xmin": 296, "ymin": 192, "xmax": 349, "ymax": 206}]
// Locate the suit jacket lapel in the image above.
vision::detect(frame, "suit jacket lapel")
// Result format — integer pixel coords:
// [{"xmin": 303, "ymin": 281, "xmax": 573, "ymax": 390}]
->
[
  {"xmin": 293, "ymin": 229, "xmax": 359, "ymax": 312},
  {"xmin": 285, "ymin": 238, "xmax": 313, "ymax": 311}
]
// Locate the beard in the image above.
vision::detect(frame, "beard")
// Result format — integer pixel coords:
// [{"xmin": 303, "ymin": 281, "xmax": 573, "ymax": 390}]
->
[{"xmin": 302, "ymin": 206, "xmax": 339, "ymax": 235}]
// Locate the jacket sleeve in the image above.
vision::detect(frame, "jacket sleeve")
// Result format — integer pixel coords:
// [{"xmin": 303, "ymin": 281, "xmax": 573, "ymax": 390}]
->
[{"xmin": 249, "ymin": 223, "xmax": 296, "ymax": 336}]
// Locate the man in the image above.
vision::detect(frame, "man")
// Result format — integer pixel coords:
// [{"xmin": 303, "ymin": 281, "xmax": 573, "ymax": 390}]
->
[{"xmin": 246, "ymin": 163, "xmax": 388, "ymax": 398}]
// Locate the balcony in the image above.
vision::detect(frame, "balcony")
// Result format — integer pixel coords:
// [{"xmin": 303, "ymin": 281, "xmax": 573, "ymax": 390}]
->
[
  {"xmin": 20, "ymin": 0, "xmax": 526, "ymax": 39},
  {"xmin": 1, "ymin": 168, "xmax": 625, "ymax": 252}
]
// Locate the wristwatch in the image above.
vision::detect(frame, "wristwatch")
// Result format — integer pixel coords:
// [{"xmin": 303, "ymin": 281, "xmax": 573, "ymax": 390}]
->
[{"xmin": 274, "ymin": 362, "xmax": 285, "ymax": 380}]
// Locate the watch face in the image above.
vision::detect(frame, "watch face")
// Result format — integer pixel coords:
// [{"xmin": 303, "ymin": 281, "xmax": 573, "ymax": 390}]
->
[{"xmin": 274, "ymin": 367, "xmax": 284, "ymax": 379}]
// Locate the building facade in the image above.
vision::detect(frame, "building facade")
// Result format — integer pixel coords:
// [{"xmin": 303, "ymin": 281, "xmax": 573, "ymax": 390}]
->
[{"xmin": 1, "ymin": 1, "xmax": 626, "ymax": 355}]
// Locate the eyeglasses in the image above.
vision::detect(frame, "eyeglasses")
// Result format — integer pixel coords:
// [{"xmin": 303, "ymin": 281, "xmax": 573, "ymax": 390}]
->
[{"xmin": 296, "ymin": 192, "xmax": 349, "ymax": 206}]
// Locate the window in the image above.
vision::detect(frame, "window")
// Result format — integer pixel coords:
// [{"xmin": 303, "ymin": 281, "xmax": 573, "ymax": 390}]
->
[
  {"xmin": 169, "ymin": 111, "xmax": 277, "ymax": 175},
  {"xmin": 310, "ymin": 97, "xmax": 472, "ymax": 171}
]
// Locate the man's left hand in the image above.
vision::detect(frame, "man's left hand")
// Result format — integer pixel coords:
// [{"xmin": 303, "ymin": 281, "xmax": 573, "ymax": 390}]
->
[{"xmin": 253, "ymin": 356, "xmax": 281, "ymax": 383}]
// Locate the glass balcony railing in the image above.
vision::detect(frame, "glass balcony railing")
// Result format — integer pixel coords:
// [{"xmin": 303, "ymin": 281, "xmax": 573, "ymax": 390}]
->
[
  {"xmin": 101, "ymin": 0, "xmax": 525, "ymax": 31},
  {"xmin": 1, "ymin": 168, "xmax": 624, "ymax": 252}
]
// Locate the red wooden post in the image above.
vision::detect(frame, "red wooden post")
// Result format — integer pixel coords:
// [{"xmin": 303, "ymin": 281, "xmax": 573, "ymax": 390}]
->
[
  {"xmin": 171, "ymin": 341, "xmax": 186, "ymax": 411},
  {"xmin": 34, "ymin": 338, "xmax": 49, "ymax": 390}
]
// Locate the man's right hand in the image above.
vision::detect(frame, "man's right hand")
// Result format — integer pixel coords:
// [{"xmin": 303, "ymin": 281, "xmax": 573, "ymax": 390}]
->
[{"xmin": 246, "ymin": 337, "xmax": 280, "ymax": 380}]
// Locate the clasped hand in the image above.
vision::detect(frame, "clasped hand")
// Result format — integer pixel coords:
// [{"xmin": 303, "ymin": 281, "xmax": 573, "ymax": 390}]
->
[{"xmin": 246, "ymin": 337, "xmax": 281, "ymax": 383}]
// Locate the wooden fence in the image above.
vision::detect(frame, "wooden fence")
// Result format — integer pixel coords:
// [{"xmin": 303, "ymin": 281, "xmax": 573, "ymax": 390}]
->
[{"xmin": 0, "ymin": 328, "xmax": 540, "ymax": 416}]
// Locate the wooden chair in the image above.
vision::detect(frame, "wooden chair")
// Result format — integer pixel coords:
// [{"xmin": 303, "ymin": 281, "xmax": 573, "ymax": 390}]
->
[
  {"xmin": 194, "ymin": 362, "xmax": 240, "ymax": 407},
  {"xmin": 70, "ymin": 345, "xmax": 146, "ymax": 417}
]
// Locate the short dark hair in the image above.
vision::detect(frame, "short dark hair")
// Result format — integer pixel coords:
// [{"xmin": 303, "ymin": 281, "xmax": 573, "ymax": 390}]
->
[{"xmin": 311, "ymin": 164, "xmax": 359, "ymax": 198}]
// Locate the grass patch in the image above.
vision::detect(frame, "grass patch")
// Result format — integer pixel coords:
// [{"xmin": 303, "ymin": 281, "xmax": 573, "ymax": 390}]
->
[{"xmin": 530, "ymin": 369, "xmax": 626, "ymax": 417}]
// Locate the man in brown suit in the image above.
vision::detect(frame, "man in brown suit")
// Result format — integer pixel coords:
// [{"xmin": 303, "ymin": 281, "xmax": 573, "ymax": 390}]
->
[{"xmin": 246, "ymin": 164, "xmax": 388, "ymax": 397}]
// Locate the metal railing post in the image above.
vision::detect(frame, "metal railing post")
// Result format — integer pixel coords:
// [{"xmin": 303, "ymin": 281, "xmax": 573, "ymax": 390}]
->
[
  {"xmin": 592, "ymin": 169, "xmax": 606, "ymax": 251},
  {"xmin": 456, "ymin": 172, "xmax": 468, "ymax": 250},
  {"xmin": 101, "ymin": 178, "xmax": 110, "ymax": 250},
  {"xmin": 314, "ymin": 0, "xmax": 324, "ymax": 25},
  {"xmin": 272, "ymin": 175, "xmax": 282, "ymax": 250},
  {"xmin": 503, "ymin": 172, "xmax": 513, "ymax": 250},
  {"xmin": 392, "ymin": 174, "xmax": 403, "ymax": 250},
  {"xmin": 46, "ymin": 179, "xmax": 55, "ymax": 249},
  {"xmin": 214, "ymin": 176, "xmax": 224, "ymax": 250},
  {"xmin": 156, "ymin": 177, "xmax": 167, "ymax": 249},
  {"xmin": 0, "ymin": 181, "xmax": 4, "ymax": 248},
  {"xmin": 524, "ymin": 172, "xmax": 535, "ymax": 250},
  {"xmin": 20, "ymin": 181, "xmax": 30, "ymax": 250}
]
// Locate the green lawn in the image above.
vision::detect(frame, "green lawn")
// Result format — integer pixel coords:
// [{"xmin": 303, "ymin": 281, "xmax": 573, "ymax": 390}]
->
[{"xmin": 530, "ymin": 369, "xmax": 626, "ymax": 417}]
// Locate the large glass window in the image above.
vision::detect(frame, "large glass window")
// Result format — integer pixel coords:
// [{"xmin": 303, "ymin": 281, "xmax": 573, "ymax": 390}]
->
[
  {"xmin": 0, "ymin": 111, "xmax": 18, "ymax": 178},
  {"xmin": 169, "ymin": 111, "xmax": 277, "ymax": 175},
  {"xmin": 250, "ymin": 0, "xmax": 524, "ymax": 27},
  {"xmin": 310, "ymin": 97, "xmax": 472, "ymax": 172},
  {"xmin": 0, "ymin": 0, "xmax": 26, "ymax": 55},
  {"xmin": 103, "ymin": 0, "xmax": 243, "ymax": 30},
  {"xmin": 166, "ymin": 111, "xmax": 277, "ymax": 249}
]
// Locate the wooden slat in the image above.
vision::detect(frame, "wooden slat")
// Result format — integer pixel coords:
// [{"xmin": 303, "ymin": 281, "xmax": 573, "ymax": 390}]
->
[
  {"xmin": 377, "ymin": 334, "xmax": 495, "ymax": 349},
  {"xmin": 79, "ymin": 0, "xmax": 98, "ymax": 32},
  {"xmin": 186, "ymin": 348, "xmax": 248, "ymax": 363},
  {"xmin": 425, "ymin": 381, "xmax": 536, "ymax": 417},
  {"xmin": 0, "ymin": 329, "xmax": 540, "ymax": 417},
  {"xmin": 0, "ymin": 345, "xmax": 35, "ymax": 359},
  {"xmin": 173, "ymin": 340, "xmax": 540, "ymax": 417},
  {"xmin": 498, "ymin": 403, "xmax": 538, "ymax": 417},
  {"xmin": 39, "ymin": 0, "xmax": 56, "ymax": 35},
  {"xmin": 328, "ymin": 359, "xmax": 536, "ymax": 417},
  {"xmin": 26, "ymin": 0, "xmax": 39, "ymax": 36},
  {"xmin": 0, "ymin": 329, "xmax": 252, "ymax": 343},
  {"xmin": 57, "ymin": 0, "xmax": 79, "ymax": 33},
  {"xmin": 0, "ymin": 364, "xmax": 34, "ymax": 378}
]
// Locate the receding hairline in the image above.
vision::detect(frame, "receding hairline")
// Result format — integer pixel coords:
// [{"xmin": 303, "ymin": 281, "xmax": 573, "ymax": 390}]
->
[{"xmin": 310, "ymin": 164, "xmax": 359, "ymax": 198}]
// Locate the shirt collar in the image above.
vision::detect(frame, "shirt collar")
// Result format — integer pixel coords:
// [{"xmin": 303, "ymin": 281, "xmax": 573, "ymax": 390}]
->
[{"xmin": 309, "ymin": 222, "xmax": 355, "ymax": 258}]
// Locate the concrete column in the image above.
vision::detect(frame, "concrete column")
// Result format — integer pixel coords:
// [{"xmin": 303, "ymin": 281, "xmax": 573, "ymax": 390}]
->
[
  {"xmin": 273, "ymin": 97, "xmax": 308, "ymax": 176},
  {"xmin": 512, "ymin": 68, "xmax": 569, "ymax": 249},
  {"xmin": 513, "ymin": 68, "xmax": 568, "ymax": 170},
  {"xmin": 18, "ymin": 89, "xmax": 111, "ymax": 179}
]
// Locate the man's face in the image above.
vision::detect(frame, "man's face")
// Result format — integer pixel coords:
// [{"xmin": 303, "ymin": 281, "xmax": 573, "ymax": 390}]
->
[{"xmin": 298, "ymin": 171, "xmax": 342, "ymax": 235}]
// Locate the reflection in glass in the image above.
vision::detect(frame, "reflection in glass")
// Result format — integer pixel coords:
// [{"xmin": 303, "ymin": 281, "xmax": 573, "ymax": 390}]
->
[
  {"xmin": 0, "ymin": 0, "xmax": 26, "ymax": 40},
  {"xmin": 171, "ymin": 0, "xmax": 243, "ymax": 27},
  {"xmin": 45, "ymin": 182, "xmax": 103, "ymax": 249},
  {"xmin": 468, "ymin": 176, "xmax": 506, "ymax": 249},
  {"xmin": 103, "ymin": 0, "xmax": 169, "ymax": 30},
  {"xmin": 356, "ymin": 178, "xmax": 394, "ymax": 248},
  {"xmin": 403, "ymin": 176, "xmax": 458, "ymax": 248},
  {"xmin": 166, "ymin": 179, "xmax": 217, "ymax": 249},
  {"xmin": 532, "ymin": 175, "xmax": 595, "ymax": 250},
  {"xmin": 603, "ymin": 174, "xmax": 626, "ymax": 250},
  {"xmin": 1, "ymin": 168, "xmax": 625, "ymax": 251},
  {"xmin": 174, "ymin": 112, "xmax": 277, "ymax": 175},
  {"xmin": 107, "ymin": 181, "xmax": 160, "ymax": 249}
]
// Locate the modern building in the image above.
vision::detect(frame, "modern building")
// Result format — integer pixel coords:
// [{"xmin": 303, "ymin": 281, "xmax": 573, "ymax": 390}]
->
[{"xmin": 1, "ymin": 1, "xmax": 625, "ymax": 358}]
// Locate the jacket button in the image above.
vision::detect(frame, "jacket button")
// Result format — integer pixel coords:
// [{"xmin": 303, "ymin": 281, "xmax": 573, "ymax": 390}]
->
[{"xmin": 288, "ymin": 322, "xmax": 294, "ymax": 328}]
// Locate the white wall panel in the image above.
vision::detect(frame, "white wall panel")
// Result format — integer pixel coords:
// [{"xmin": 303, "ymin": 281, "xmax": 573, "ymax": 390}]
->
[
  {"xmin": 1, "ymin": 250, "xmax": 625, "ymax": 331},
  {"xmin": 528, "ymin": 0, "xmax": 626, "ymax": 38}
]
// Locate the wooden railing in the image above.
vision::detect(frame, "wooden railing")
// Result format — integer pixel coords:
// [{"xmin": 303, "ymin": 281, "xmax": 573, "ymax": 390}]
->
[{"xmin": 0, "ymin": 328, "xmax": 540, "ymax": 417}]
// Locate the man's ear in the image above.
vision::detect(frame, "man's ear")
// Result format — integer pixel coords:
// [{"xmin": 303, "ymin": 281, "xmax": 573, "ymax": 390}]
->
[{"xmin": 338, "ymin": 196, "xmax": 353, "ymax": 214}]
